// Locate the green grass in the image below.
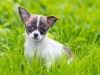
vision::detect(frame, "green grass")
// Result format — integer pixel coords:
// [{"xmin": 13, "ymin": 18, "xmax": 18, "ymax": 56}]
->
[{"xmin": 0, "ymin": 0, "xmax": 100, "ymax": 75}]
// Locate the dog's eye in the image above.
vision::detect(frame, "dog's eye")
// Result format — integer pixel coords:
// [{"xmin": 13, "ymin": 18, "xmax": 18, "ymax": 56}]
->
[
  {"xmin": 41, "ymin": 27, "xmax": 46, "ymax": 32},
  {"xmin": 28, "ymin": 26, "xmax": 33, "ymax": 30},
  {"xmin": 33, "ymin": 23, "xmax": 35, "ymax": 26}
]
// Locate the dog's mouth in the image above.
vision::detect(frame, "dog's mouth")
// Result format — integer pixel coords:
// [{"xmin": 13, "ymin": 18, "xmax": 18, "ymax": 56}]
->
[
  {"xmin": 32, "ymin": 37, "xmax": 43, "ymax": 41},
  {"xmin": 33, "ymin": 37, "xmax": 39, "ymax": 40},
  {"xmin": 32, "ymin": 37, "xmax": 41, "ymax": 41}
]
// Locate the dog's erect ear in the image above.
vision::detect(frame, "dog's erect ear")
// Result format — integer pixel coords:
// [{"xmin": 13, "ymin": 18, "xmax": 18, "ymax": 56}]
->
[
  {"xmin": 47, "ymin": 16, "xmax": 60, "ymax": 27},
  {"xmin": 18, "ymin": 7, "xmax": 30, "ymax": 22}
]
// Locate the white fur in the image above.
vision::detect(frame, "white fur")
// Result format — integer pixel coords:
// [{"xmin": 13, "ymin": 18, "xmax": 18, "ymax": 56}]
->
[
  {"xmin": 25, "ymin": 33, "xmax": 65, "ymax": 67},
  {"xmin": 37, "ymin": 15, "xmax": 41, "ymax": 27}
]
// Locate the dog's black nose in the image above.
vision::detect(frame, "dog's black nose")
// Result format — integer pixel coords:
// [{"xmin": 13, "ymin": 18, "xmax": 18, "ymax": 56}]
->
[{"xmin": 34, "ymin": 33, "xmax": 38, "ymax": 37}]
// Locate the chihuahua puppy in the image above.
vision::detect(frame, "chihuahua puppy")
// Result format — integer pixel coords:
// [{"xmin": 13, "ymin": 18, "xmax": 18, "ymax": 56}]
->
[{"xmin": 18, "ymin": 7, "xmax": 73, "ymax": 67}]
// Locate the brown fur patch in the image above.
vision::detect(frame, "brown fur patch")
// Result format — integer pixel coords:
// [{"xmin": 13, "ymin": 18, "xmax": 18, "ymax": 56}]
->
[
  {"xmin": 63, "ymin": 46, "xmax": 74, "ymax": 58},
  {"xmin": 24, "ymin": 15, "xmax": 38, "ymax": 34},
  {"xmin": 24, "ymin": 15, "xmax": 50, "ymax": 35},
  {"xmin": 38, "ymin": 16, "xmax": 50, "ymax": 35},
  {"xmin": 24, "ymin": 14, "xmax": 38, "ymax": 26}
]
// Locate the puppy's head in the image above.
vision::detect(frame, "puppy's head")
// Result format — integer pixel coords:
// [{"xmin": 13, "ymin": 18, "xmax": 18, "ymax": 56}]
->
[{"xmin": 18, "ymin": 7, "xmax": 60, "ymax": 41}]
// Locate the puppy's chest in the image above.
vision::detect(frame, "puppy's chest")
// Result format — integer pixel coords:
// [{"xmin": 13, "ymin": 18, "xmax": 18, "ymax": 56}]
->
[
  {"xmin": 25, "ymin": 41, "xmax": 47, "ymax": 57},
  {"xmin": 25, "ymin": 38, "xmax": 63, "ymax": 59}
]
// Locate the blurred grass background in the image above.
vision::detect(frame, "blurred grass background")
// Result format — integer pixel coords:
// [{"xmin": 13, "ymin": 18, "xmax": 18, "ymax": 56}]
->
[{"xmin": 0, "ymin": 0, "xmax": 100, "ymax": 75}]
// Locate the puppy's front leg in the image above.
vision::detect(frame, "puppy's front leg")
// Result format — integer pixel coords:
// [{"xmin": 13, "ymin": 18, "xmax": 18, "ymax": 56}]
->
[
  {"xmin": 45, "ymin": 55, "xmax": 53, "ymax": 69},
  {"xmin": 24, "ymin": 49, "xmax": 35, "ymax": 66},
  {"xmin": 46, "ymin": 61, "xmax": 52, "ymax": 68},
  {"xmin": 46, "ymin": 60, "xmax": 52, "ymax": 72}
]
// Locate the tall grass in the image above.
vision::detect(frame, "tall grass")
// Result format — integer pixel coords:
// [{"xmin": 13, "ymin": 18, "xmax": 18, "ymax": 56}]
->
[{"xmin": 0, "ymin": 0, "xmax": 100, "ymax": 75}]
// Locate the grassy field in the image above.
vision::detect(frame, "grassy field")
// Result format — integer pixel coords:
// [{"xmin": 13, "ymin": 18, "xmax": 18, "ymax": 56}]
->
[{"xmin": 0, "ymin": 0, "xmax": 100, "ymax": 75}]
